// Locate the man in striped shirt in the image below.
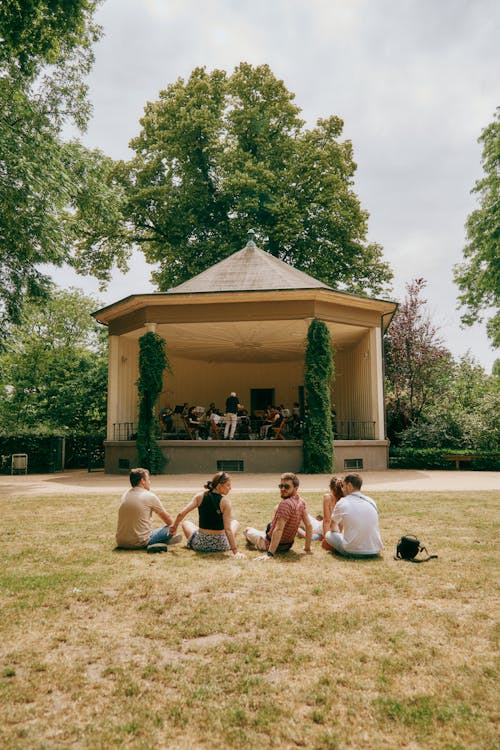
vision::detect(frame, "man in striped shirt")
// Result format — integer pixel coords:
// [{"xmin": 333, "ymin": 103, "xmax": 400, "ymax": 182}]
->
[{"xmin": 244, "ymin": 473, "xmax": 312, "ymax": 559}]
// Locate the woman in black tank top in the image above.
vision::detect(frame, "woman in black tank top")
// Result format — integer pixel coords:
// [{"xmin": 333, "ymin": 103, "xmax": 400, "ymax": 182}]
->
[{"xmin": 169, "ymin": 472, "xmax": 244, "ymax": 557}]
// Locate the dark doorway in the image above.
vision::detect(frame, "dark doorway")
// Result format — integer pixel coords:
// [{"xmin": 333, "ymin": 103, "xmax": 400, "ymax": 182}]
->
[{"xmin": 250, "ymin": 388, "xmax": 275, "ymax": 415}]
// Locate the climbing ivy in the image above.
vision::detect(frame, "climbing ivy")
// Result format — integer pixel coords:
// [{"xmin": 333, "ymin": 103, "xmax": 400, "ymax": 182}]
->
[
  {"xmin": 303, "ymin": 319, "xmax": 334, "ymax": 473},
  {"xmin": 137, "ymin": 332, "xmax": 169, "ymax": 473}
]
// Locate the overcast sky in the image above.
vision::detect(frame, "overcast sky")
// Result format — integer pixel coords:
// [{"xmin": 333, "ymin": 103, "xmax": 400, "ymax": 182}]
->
[{"xmin": 54, "ymin": 0, "xmax": 499, "ymax": 370}]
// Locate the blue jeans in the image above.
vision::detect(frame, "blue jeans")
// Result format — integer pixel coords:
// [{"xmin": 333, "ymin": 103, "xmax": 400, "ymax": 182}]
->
[{"xmin": 149, "ymin": 525, "xmax": 173, "ymax": 545}]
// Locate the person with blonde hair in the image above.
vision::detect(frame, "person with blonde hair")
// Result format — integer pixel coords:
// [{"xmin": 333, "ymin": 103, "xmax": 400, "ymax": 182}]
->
[
  {"xmin": 169, "ymin": 472, "xmax": 244, "ymax": 558},
  {"xmin": 298, "ymin": 475, "xmax": 344, "ymax": 541}
]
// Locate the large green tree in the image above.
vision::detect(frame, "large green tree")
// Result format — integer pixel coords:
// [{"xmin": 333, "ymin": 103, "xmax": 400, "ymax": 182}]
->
[
  {"xmin": 111, "ymin": 63, "xmax": 392, "ymax": 294},
  {"xmin": 454, "ymin": 108, "xmax": 500, "ymax": 348},
  {"xmin": 0, "ymin": 1, "xmax": 126, "ymax": 328},
  {"xmin": 0, "ymin": 288, "xmax": 107, "ymax": 433}
]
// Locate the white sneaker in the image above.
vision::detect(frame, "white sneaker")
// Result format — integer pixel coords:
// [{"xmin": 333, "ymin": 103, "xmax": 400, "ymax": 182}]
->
[{"xmin": 167, "ymin": 534, "xmax": 182, "ymax": 546}]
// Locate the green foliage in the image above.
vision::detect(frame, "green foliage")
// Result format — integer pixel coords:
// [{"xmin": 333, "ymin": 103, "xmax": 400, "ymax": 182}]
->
[
  {"xmin": 454, "ymin": 107, "xmax": 500, "ymax": 347},
  {"xmin": 136, "ymin": 333, "xmax": 169, "ymax": 474},
  {"xmin": 108, "ymin": 63, "xmax": 392, "ymax": 295},
  {"xmin": 385, "ymin": 281, "xmax": 499, "ymax": 452},
  {"xmin": 392, "ymin": 353, "xmax": 499, "ymax": 452},
  {"xmin": 0, "ymin": 1, "xmax": 100, "ymax": 78},
  {"xmin": 0, "ymin": 1, "xmax": 112, "ymax": 326},
  {"xmin": 389, "ymin": 448, "xmax": 499, "ymax": 471},
  {"xmin": 0, "ymin": 288, "xmax": 107, "ymax": 433},
  {"xmin": 303, "ymin": 319, "xmax": 334, "ymax": 473},
  {"xmin": 0, "ymin": 433, "xmax": 104, "ymax": 474},
  {"xmin": 0, "ymin": 434, "xmax": 62, "ymax": 473}
]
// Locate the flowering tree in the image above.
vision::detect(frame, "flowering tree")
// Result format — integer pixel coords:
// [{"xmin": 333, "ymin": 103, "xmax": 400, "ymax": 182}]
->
[{"xmin": 384, "ymin": 278, "xmax": 451, "ymax": 443}]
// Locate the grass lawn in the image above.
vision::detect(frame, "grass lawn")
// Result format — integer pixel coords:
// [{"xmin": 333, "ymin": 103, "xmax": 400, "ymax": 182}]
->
[{"xmin": 0, "ymin": 488, "xmax": 498, "ymax": 749}]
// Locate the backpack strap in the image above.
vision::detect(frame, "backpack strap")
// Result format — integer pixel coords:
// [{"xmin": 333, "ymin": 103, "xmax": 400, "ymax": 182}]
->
[{"xmin": 408, "ymin": 545, "xmax": 438, "ymax": 563}]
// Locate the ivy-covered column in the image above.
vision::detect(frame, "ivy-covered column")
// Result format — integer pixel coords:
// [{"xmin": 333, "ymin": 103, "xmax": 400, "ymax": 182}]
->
[
  {"xmin": 137, "ymin": 331, "xmax": 169, "ymax": 474},
  {"xmin": 303, "ymin": 319, "xmax": 335, "ymax": 473}
]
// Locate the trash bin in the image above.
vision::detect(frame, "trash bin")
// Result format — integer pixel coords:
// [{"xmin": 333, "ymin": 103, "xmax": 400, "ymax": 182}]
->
[{"xmin": 11, "ymin": 453, "xmax": 28, "ymax": 475}]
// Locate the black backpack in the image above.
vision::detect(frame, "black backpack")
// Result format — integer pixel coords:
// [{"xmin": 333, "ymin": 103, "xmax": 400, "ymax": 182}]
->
[{"xmin": 395, "ymin": 535, "xmax": 438, "ymax": 563}]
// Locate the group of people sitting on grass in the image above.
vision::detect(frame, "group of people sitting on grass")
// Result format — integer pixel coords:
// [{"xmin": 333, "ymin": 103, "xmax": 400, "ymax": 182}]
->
[{"xmin": 115, "ymin": 468, "xmax": 383, "ymax": 560}]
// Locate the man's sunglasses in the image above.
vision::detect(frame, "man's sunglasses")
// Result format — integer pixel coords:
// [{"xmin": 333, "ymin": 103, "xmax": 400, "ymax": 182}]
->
[{"xmin": 278, "ymin": 483, "xmax": 292, "ymax": 489}]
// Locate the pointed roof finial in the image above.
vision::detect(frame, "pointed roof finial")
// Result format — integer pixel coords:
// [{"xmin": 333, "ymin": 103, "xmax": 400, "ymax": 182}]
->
[{"xmin": 246, "ymin": 228, "xmax": 256, "ymax": 247}]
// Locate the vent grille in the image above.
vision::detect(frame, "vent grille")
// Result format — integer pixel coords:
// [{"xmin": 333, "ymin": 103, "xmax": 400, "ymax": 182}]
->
[
  {"xmin": 343, "ymin": 458, "xmax": 363, "ymax": 470},
  {"xmin": 217, "ymin": 460, "xmax": 244, "ymax": 472},
  {"xmin": 118, "ymin": 458, "xmax": 130, "ymax": 470}
]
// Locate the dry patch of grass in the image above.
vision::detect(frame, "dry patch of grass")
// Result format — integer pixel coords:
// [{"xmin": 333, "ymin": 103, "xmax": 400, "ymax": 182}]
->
[{"xmin": 0, "ymin": 489, "xmax": 498, "ymax": 749}]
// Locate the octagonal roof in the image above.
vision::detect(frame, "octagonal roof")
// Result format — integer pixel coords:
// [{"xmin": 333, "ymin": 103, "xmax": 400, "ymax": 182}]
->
[{"xmin": 167, "ymin": 236, "xmax": 333, "ymax": 294}]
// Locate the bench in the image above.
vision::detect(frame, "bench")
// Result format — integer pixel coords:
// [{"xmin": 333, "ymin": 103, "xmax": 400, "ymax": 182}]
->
[
  {"xmin": 443, "ymin": 454, "xmax": 499, "ymax": 469},
  {"xmin": 443, "ymin": 454, "xmax": 474, "ymax": 469}
]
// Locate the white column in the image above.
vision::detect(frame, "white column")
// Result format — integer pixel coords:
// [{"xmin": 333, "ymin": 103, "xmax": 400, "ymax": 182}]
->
[
  {"xmin": 107, "ymin": 335, "xmax": 120, "ymax": 440},
  {"xmin": 369, "ymin": 327, "xmax": 385, "ymax": 440}
]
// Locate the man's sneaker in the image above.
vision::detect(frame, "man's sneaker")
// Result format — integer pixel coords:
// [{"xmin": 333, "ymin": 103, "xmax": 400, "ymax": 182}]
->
[
  {"xmin": 166, "ymin": 534, "xmax": 182, "ymax": 546},
  {"xmin": 146, "ymin": 542, "xmax": 169, "ymax": 554}
]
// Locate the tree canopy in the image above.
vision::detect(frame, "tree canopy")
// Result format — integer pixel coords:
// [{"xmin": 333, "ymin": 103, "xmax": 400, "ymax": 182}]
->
[
  {"xmin": 0, "ymin": 1, "xmax": 127, "ymax": 329},
  {"xmin": 0, "ymin": 287, "xmax": 107, "ymax": 433},
  {"xmin": 110, "ymin": 63, "xmax": 392, "ymax": 295},
  {"xmin": 454, "ymin": 107, "xmax": 500, "ymax": 348}
]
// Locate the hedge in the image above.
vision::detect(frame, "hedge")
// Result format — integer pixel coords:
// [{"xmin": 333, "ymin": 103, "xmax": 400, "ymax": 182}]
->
[
  {"xmin": 389, "ymin": 447, "xmax": 500, "ymax": 471},
  {"xmin": 0, "ymin": 434, "xmax": 105, "ymax": 474}
]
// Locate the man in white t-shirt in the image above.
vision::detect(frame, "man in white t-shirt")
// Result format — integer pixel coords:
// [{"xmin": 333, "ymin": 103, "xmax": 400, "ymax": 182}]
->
[
  {"xmin": 116, "ymin": 468, "xmax": 181, "ymax": 551},
  {"xmin": 323, "ymin": 473, "xmax": 383, "ymax": 558}
]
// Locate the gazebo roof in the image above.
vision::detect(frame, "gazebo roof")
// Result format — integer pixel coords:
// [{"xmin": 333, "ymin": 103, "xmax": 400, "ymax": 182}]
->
[
  {"xmin": 167, "ymin": 236, "xmax": 333, "ymax": 295},
  {"xmin": 92, "ymin": 233, "xmax": 397, "ymax": 360}
]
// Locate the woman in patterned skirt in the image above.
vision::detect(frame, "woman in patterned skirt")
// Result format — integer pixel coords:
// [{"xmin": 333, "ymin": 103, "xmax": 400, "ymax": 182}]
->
[{"xmin": 169, "ymin": 472, "xmax": 244, "ymax": 558}]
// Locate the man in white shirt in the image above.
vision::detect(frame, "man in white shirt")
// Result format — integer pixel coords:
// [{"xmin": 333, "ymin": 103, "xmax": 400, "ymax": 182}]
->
[
  {"xmin": 323, "ymin": 473, "xmax": 383, "ymax": 557},
  {"xmin": 116, "ymin": 468, "xmax": 181, "ymax": 551}
]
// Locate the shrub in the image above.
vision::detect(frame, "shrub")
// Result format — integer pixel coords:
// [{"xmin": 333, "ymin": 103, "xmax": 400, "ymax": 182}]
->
[
  {"xmin": 0, "ymin": 434, "xmax": 105, "ymax": 474},
  {"xmin": 136, "ymin": 333, "xmax": 169, "ymax": 474},
  {"xmin": 303, "ymin": 319, "xmax": 334, "ymax": 473},
  {"xmin": 389, "ymin": 447, "xmax": 500, "ymax": 471}
]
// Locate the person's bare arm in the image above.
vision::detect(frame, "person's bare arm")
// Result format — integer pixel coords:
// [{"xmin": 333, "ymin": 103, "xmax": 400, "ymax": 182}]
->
[
  {"xmin": 255, "ymin": 515, "xmax": 287, "ymax": 561},
  {"xmin": 156, "ymin": 507, "xmax": 174, "ymax": 526},
  {"xmin": 169, "ymin": 493, "xmax": 201, "ymax": 535},
  {"xmin": 322, "ymin": 494, "xmax": 332, "ymax": 537},
  {"xmin": 301, "ymin": 507, "xmax": 313, "ymax": 553},
  {"xmin": 221, "ymin": 498, "xmax": 244, "ymax": 558},
  {"xmin": 266, "ymin": 516, "xmax": 286, "ymax": 556}
]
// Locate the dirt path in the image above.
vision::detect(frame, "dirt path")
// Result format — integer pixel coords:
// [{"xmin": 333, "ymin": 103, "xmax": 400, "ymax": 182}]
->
[{"xmin": 0, "ymin": 468, "xmax": 498, "ymax": 497}]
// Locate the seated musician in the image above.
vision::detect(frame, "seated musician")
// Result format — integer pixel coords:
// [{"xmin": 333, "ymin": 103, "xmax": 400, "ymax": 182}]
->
[
  {"xmin": 159, "ymin": 404, "xmax": 174, "ymax": 433},
  {"xmin": 187, "ymin": 405, "xmax": 208, "ymax": 439}
]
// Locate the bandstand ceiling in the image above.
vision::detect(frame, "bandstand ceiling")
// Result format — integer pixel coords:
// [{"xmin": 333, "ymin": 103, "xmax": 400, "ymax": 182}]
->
[{"xmin": 121, "ymin": 318, "xmax": 369, "ymax": 363}]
